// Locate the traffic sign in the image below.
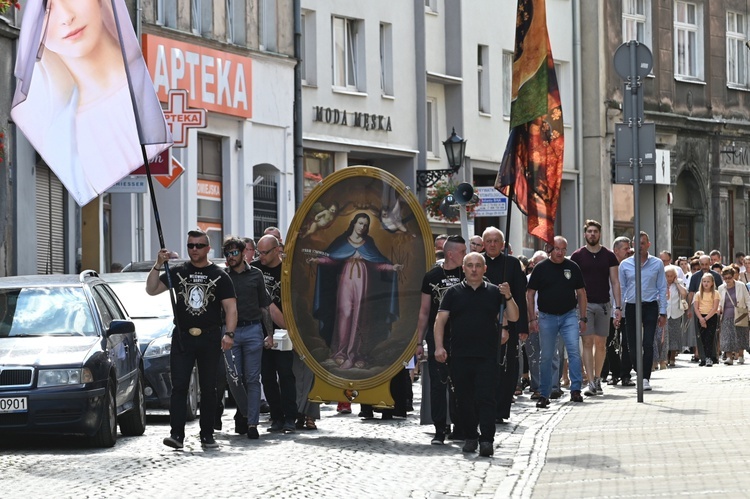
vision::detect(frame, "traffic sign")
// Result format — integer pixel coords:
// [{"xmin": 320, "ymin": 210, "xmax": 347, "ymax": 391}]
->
[
  {"xmin": 155, "ymin": 156, "xmax": 185, "ymax": 189},
  {"xmin": 613, "ymin": 41, "xmax": 653, "ymax": 80}
]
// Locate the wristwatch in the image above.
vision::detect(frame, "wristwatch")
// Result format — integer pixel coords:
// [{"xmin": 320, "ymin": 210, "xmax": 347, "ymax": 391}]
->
[
  {"xmin": 579, "ymin": 317, "xmax": 588, "ymax": 323},
  {"xmin": 224, "ymin": 331, "xmax": 235, "ymax": 339}
]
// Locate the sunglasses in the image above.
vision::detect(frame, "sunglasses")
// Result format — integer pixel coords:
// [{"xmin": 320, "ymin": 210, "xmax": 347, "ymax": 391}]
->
[
  {"xmin": 257, "ymin": 247, "xmax": 277, "ymax": 256},
  {"xmin": 224, "ymin": 249, "xmax": 241, "ymax": 257},
  {"xmin": 187, "ymin": 243, "xmax": 208, "ymax": 250}
]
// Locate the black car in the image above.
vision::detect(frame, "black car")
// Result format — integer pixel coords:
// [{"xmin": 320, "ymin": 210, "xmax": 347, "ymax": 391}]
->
[
  {"xmin": 0, "ymin": 271, "xmax": 146, "ymax": 447},
  {"xmin": 102, "ymin": 272, "xmax": 199, "ymax": 420}
]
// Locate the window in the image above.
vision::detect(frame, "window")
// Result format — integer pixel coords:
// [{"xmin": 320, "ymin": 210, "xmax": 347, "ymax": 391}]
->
[
  {"xmin": 332, "ymin": 16, "xmax": 364, "ymax": 90},
  {"xmin": 301, "ymin": 10, "xmax": 317, "ymax": 85},
  {"xmin": 502, "ymin": 51, "xmax": 513, "ymax": 117},
  {"xmin": 425, "ymin": 0, "xmax": 437, "ymax": 13},
  {"xmin": 227, "ymin": 0, "xmax": 247, "ymax": 45},
  {"xmin": 674, "ymin": 1, "xmax": 703, "ymax": 79},
  {"xmin": 622, "ymin": 0, "xmax": 650, "ymax": 45},
  {"xmin": 157, "ymin": 0, "xmax": 177, "ymax": 28},
  {"xmin": 197, "ymin": 134, "xmax": 224, "ymax": 259},
  {"xmin": 259, "ymin": 0, "xmax": 277, "ymax": 52},
  {"xmin": 478, "ymin": 45, "xmax": 490, "ymax": 114},
  {"xmin": 727, "ymin": 11, "xmax": 748, "ymax": 87},
  {"xmin": 554, "ymin": 61, "xmax": 570, "ymax": 125},
  {"xmin": 303, "ymin": 150, "xmax": 334, "ymax": 199},
  {"xmin": 380, "ymin": 23, "xmax": 394, "ymax": 96},
  {"xmin": 426, "ymin": 98, "xmax": 439, "ymax": 157}
]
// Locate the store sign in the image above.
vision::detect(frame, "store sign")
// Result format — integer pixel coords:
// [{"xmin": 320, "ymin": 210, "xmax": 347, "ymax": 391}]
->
[
  {"xmin": 107, "ymin": 176, "xmax": 148, "ymax": 194},
  {"xmin": 474, "ymin": 187, "xmax": 508, "ymax": 217},
  {"xmin": 143, "ymin": 34, "xmax": 252, "ymax": 119},
  {"xmin": 163, "ymin": 90, "xmax": 207, "ymax": 148},
  {"xmin": 197, "ymin": 179, "xmax": 222, "ymax": 200},
  {"xmin": 312, "ymin": 106, "xmax": 392, "ymax": 132},
  {"xmin": 131, "ymin": 148, "xmax": 171, "ymax": 175}
]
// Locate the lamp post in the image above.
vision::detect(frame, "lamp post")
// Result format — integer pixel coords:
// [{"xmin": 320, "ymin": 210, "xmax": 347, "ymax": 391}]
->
[{"xmin": 415, "ymin": 128, "xmax": 467, "ymax": 191}]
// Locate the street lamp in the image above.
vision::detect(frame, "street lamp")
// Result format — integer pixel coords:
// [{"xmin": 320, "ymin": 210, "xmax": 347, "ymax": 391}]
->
[{"xmin": 416, "ymin": 128, "xmax": 467, "ymax": 191}]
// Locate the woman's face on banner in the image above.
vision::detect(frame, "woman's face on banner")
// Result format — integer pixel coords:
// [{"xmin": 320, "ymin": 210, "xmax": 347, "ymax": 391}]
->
[{"xmin": 45, "ymin": 0, "xmax": 105, "ymax": 60}]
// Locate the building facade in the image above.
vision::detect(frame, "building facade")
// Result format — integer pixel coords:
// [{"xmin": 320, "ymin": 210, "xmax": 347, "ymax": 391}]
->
[{"xmin": 581, "ymin": 0, "xmax": 750, "ymax": 259}]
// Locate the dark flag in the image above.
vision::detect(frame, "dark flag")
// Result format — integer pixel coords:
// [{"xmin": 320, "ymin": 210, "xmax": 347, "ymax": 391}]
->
[
  {"xmin": 495, "ymin": 0, "xmax": 564, "ymax": 245},
  {"xmin": 11, "ymin": 0, "xmax": 172, "ymax": 206}
]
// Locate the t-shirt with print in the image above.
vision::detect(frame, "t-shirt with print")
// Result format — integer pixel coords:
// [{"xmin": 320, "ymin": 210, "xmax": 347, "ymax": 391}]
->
[
  {"xmin": 251, "ymin": 260, "xmax": 283, "ymax": 327},
  {"xmin": 160, "ymin": 262, "xmax": 235, "ymax": 329},
  {"xmin": 421, "ymin": 264, "xmax": 463, "ymax": 350}
]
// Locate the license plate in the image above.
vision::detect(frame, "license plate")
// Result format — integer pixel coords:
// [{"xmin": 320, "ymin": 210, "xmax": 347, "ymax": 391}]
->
[{"xmin": 0, "ymin": 397, "xmax": 28, "ymax": 413}]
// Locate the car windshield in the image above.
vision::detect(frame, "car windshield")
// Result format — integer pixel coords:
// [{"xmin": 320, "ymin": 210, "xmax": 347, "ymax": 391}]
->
[
  {"xmin": 0, "ymin": 286, "xmax": 96, "ymax": 337},
  {"xmin": 108, "ymin": 281, "xmax": 173, "ymax": 319}
]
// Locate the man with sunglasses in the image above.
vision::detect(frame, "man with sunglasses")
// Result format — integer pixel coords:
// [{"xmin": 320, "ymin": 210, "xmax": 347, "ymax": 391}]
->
[
  {"xmin": 254, "ymin": 234, "xmax": 297, "ymax": 433},
  {"xmin": 147, "ymin": 229, "xmax": 237, "ymax": 450},
  {"xmin": 220, "ymin": 236, "xmax": 273, "ymax": 439}
]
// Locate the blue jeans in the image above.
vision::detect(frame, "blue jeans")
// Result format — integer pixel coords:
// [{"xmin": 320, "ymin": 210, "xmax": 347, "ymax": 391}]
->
[
  {"xmin": 538, "ymin": 310, "xmax": 582, "ymax": 397},
  {"xmin": 231, "ymin": 323, "xmax": 264, "ymax": 425}
]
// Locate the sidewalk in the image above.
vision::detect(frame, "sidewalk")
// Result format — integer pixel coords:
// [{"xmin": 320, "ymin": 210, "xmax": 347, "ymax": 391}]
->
[{"xmin": 514, "ymin": 352, "xmax": 750, "ymax": 498}]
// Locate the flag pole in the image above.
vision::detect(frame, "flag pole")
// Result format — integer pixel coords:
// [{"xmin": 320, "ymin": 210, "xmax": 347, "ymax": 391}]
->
[
  {"xmin": 497, "ymin": 181, "xmax": 515, "ymax": 367},
  {"xmin": 109, "ymin": 0, "xmax": 183, "ymax": 350}
]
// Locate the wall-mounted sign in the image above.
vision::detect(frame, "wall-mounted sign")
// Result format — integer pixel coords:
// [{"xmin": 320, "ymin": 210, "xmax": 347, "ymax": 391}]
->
[
  {"xmin": 312, "ymin": 106, "xmax": 392, "ymax": 132},
  {"xmin": 474, "ymin": 186, "xmax": 508, "ymax": 217},
  {"xmin": 131, "ymin": 148, "xmax": 171, "ymax": 175},
  {"xmin": 107, "ymin": 176, "xmax": 148, "ymax": 194},
  {"xmin": 164, "ymin": 90, "xmax": 207, "ymax": 148},
  {"xmin": 143, "ymin": 34, "xmax": 252, "ymax": 119}
]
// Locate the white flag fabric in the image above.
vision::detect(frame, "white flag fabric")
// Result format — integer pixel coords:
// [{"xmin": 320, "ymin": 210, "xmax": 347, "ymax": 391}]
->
[{"xmin": 11, "ymin": 0, "xmax": 172, "ymax": 206}]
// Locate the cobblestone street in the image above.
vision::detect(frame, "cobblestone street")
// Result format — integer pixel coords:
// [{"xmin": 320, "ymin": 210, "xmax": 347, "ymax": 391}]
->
[{"xmin": 1, "ymin": 353, "xmax": 749, "ymax": 498}]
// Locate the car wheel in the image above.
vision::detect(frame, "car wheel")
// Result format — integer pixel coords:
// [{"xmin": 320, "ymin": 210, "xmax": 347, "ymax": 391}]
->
[
  {"xmin": 91, "ymin": 383, "xmax": 117, "ymax": 448},
  {"xmin": 185, "ymin": 366, "xmax": 199, "ymax": 421},
  {"xmin": 119, "ymin": 375, "xmax": 147, "ymax": 436}
]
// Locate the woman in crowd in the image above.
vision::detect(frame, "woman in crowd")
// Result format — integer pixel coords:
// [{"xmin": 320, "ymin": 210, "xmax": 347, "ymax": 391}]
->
[
  {"xmin": 665, "ymin": 265, "xmax": 688, "ymax": 367},
  {"xmin": 694, "ymin": 273, "xmax": 721, "ymax": 366},
  {"xmin": 718, "ymin": 266, "xmax": 750, "ymax": 365}
]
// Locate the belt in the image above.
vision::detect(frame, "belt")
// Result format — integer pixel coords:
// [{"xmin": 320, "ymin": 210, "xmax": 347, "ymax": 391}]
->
[
  {"xmin": 237, "ymin": 319, "xmax": 262, "ymax": 327},
  {"xmin": 185, "ymin": 327, "xmax": 221, "ymax": 337}
]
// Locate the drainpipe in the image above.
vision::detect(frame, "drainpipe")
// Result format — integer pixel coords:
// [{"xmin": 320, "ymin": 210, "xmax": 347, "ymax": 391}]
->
[
  {"xmin": 293, "ymin": 0, "xmax": 304, "ymax": 209},
  {"xmin": 572, "ymin": 0, "xmax": 584, "ymax": 243}
]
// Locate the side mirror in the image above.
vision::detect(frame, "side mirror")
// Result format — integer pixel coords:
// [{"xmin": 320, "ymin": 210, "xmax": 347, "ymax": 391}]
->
[{"xmin": 106, "ymin": 320, "xmax": 135, "ymax": 337}]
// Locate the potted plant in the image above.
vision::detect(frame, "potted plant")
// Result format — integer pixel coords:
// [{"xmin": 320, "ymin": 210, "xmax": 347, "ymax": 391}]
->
[{"xmin": 0, "ymin": 0, "xmax": 20, "ymax": 15}]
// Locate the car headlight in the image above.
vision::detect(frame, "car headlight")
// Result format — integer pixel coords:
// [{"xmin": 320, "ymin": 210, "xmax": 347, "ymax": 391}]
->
[
  {"xmin": 38, "ymin": 368, "xmax": 93, "ymax": 387},
  {"xmin": 144, "ymin": 335, "xmax": 171, "ymax": 358}
]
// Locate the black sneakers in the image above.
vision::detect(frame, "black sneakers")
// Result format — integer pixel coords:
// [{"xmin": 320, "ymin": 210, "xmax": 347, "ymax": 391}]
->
[
  {"xmin": 431, "ymin": 432, "xmax": 445, "ymax": 445},
  {"xmin": 163, "ymin": 434, "xmax": 184, "ymax": 449},
  {"xmin": 200, "ymin": 434, "xmax": 219, "ymax": 449},
  {"xmin": 247, "ymin": 426, "xmax": 259, "ymax": 439}
]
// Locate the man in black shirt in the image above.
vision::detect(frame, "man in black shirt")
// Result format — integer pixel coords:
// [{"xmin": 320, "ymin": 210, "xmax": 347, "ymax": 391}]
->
[
  {"xmin": 416, "ymin": 235, "xmax": 466, "ymax": 445},
  {"xmin": 482, "ymin": 227, "xmax": 528, "ymax": 423},
  {"xmin": 253, "ymin": 234, "xmax": 297, "ymax": 433},
  {"xmin": 526, "ymin": 236, "xmax": 587, "ymax": 408},
  {"xmin": 434, "ymin": 252, "xmax": 519, "ymax": 458},
  {"xmin": 222, "ymin": 236, "xmax": 273, "ymax": 439},
  {"xmin": 147, "ymin": 229, "xmax": 237, "ymax": 449}
]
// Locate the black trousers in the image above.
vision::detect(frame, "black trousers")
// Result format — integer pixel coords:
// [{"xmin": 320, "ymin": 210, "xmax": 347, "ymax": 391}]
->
[
  {"xmin": 495, "ymin": 337, "xmax": 518, "ymax": 420},
  {"xmin": 427, "ymin": 355, "xmax": 459, "ymax": 433},
  {"xmin": 261, "ymin": 349, "xmax": 297, "ymax": 423},
  {"xmin": 451, "ymin": 356, "xmax": 497, "ymax": 443},
  {"xmin": 699, "ymin": 314, "xmax": 719, "ymax": 361},
  {"xmin": 625, "ymin": 301, "xmax": 658, "ymax": 381},
  {"xmin": 170, "ymin": 329, "xmax": 221, "ymax": 439}
]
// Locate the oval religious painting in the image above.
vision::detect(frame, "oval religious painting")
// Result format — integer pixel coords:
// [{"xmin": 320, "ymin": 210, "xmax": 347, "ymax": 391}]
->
[{"xmin": 282, "ymin": 167, "xmax": 434, "ymax": 391}]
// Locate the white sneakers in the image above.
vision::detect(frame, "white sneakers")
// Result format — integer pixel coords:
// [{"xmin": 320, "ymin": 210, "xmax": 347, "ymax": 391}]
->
[{"xmin": 643, "ymin": 379, "xmax": 652, "ymax": 391}]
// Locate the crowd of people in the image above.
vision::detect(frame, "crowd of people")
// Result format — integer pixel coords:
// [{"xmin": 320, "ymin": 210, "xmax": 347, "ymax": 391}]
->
[{"xmin": 145, "ymin": 221, "xmax": 748, "ymax": 457}]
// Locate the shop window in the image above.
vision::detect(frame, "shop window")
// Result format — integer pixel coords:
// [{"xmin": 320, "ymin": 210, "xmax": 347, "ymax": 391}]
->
[{"xmin": 197, "ymin": 134, "xmax": 223, "ymax": 258}]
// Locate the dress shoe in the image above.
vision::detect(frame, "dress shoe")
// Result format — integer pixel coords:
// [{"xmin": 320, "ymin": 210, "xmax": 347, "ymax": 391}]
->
[
  {"xmin": 267, "ymin": 420, "xmax": 284, "ymax": 432},
  {"xmin": 479, "ymin": 441, "xmax": 494, "ymax": 457},
  {"xmin": 462, "ymin": 439, "xmax": 478, "ymax": 453},
  {"xmin": 549, "ymin": 389, "xmax": 563, "ymax": 399},
  {"xmin": 570, "ymin": 390, "xmax": 584, "ymax": 402},
  {"xmin": 535, "ymin": 397, "xmax": 550, "ymax": 409}
]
